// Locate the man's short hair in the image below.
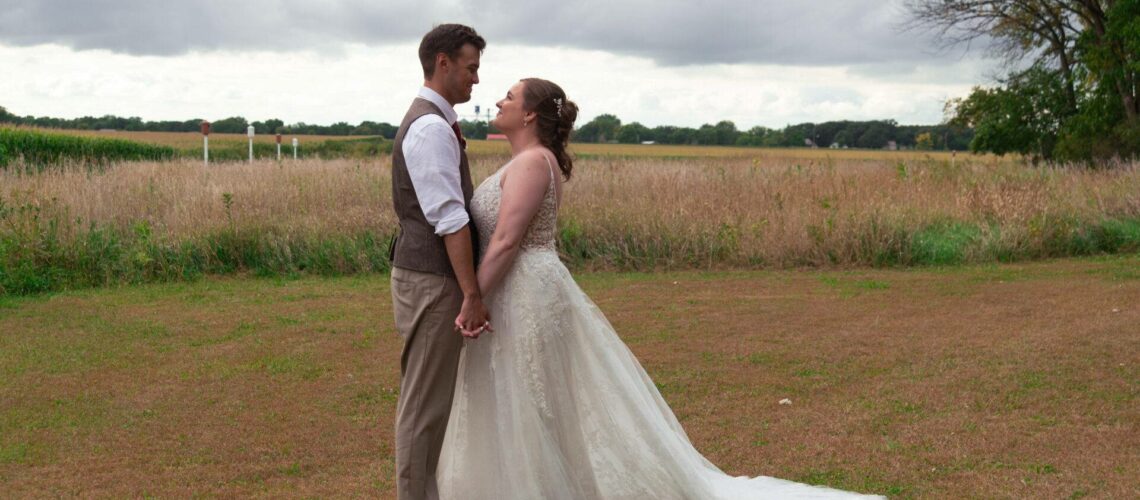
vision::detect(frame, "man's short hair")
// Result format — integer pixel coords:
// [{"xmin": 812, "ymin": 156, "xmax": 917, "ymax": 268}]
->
[{"xmin": 419, "ymin": 24, "xmax": 485, "ymax": 79}]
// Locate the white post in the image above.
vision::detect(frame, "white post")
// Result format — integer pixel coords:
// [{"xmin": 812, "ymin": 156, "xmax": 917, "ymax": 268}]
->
[
  {"xmin": 247, "ymin": 125, "xmax": 255, "ymax": 163},
  {"xmin": 292, "ymin": 138, "xmax": 298, "ymax": 160},
  {"xmin": 200, "ymin": 121, "xmax": 210, "ymax": 166},
  {"xmin": 276, "ymin": 134, "xmax": 282, "ymax": 161}
]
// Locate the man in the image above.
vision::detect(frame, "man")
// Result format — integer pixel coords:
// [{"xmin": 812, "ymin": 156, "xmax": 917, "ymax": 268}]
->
[{"xmin": 389, "ymin": 23, "xmax": 489, "ymax": 500}]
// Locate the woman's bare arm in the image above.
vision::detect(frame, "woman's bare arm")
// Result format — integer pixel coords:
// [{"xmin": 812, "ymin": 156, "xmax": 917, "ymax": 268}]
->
[{"xmin": 476, "ymin": 149, "xmax": 556, "ymax": 296}]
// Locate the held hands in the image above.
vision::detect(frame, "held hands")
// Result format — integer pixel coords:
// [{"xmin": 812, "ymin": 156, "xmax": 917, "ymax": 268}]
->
[
  {"xmin": 454, "ymin": 295, "xmax": 493, "ymax": 339},
  {"xmin": 457, "ymin": 320, "xmax": 492, "ymax": 338}
]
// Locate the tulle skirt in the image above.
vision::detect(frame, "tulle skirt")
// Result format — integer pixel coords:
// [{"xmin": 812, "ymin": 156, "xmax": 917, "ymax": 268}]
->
[{"xmin": 437, "ymin": 250, "xmax": 882, "ymax": 499}]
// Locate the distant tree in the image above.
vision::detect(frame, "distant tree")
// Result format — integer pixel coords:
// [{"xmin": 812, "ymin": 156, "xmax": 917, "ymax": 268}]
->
[
  {"xmin": 458, "ymin": 119, "xmax": 488, "ymax": 140},
  {"xmin": 735, "ymin": 125, "xmax": 770, "ymax": 146},
  {"xmin": 375, "ymin": 122, "xmax": 398, "ymax": 139},
  {"xmin": 650, "ymin": 126, "xmax": 675, "ymax": 143},
  {"xmin": 915, "ymin": 132, "xmax": 934, "ymax": 150},
  {"xmin": 327, "ymin": 122, "xmax": 352, "ymax": 135},
  {"xmin": 856, "ymin": 121, "xmax": 896, "ymax": 149},
  {"xmin": 263, "ymin": 118, "xmax": 285, "ymax": 134},
  {"xmin": 781, "ymin": 124, "xmax": 806, "ymax": 147},
  {"xmin": 212, "ymin": 116, "xmax": 249, "ymax": 134},
  {"xmin": 761, "ymin": 129, "xmax": 786, "ymax": 147},
  {"xmin": 713, "ymin": 120, "xmax": 739, "ymax": 145},
  {"xmin": 617, "ymin": 122, "xmax": 650, "ymax": 143},
  {"xmin": 653, "ymin": 125, "xmax": 697, "ymax": 144},
  {"xmin": 576, "ymin": 114, "xmax": 622, "ymax": 142},
  {"xmin": 0, "ymin": 105, "xmax": 17, "ymax": 123}
]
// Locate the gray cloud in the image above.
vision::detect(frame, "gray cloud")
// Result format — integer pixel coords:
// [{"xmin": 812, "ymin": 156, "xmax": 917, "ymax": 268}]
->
[{"xmin": 0, "ymin": 0, "xmax": 969, "ymax": 67}]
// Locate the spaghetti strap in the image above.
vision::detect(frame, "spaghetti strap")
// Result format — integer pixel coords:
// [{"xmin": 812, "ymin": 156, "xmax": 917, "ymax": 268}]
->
[
  {"xmin": 541, "ymin": 152, "xmax": 556, "ymax": 183},
  {"xmin": 540, "ymin": 152, "xmax": 559, "ymax": 205}
]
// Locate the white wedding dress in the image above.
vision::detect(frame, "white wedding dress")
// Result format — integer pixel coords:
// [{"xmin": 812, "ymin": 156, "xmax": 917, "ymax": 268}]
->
[{"xmin": 437, "ymin": 158, "xmax": 883, "ymax": 499}]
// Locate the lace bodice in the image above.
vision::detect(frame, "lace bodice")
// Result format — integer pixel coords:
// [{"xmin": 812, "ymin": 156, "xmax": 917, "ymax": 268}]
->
[{"xmin": 470, "ymin": 156, "xmax": 559, "ymax": 256}]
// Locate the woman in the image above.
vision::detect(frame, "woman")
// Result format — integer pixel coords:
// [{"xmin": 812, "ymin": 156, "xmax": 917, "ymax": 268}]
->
[{"xmin": 436, "ymin": 78, "xmax": 882, "ymax": 499}]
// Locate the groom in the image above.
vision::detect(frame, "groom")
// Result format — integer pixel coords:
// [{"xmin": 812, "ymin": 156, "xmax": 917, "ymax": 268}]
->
[{"xmin": 389, "ymin": 23, "xmax": 488, "ymax": 500}]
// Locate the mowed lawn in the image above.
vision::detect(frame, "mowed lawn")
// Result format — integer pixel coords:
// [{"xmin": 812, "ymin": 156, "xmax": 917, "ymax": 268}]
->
[{"xmin": 1, "ymin": 256, "xmax": 1137, "ymax": 498}]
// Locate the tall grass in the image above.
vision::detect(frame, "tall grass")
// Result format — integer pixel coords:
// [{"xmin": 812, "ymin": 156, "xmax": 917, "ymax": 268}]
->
[{"xmin": 1, "ymin": 154, "xmax": 1138, "ymax": 295}]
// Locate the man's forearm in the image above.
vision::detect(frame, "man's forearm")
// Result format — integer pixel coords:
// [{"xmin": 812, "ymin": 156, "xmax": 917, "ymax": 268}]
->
[{"xmin": 442, "ymin": 225, "xmax": 480, "ymax": 298}]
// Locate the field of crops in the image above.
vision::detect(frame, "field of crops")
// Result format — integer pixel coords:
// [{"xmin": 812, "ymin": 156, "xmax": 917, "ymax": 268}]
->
[
  {"xmin": 0, "ymin": 128, "xmax": 176, "ymax": 169},
  {"xmin": 30, "ymin": 128, "xmax": 374, "ymax": 149},
  {"xmin": 22, "ymin": 127, "xmax": 977, "ymax": 163},
  {"xmin": 0, "ymin": 127, "xmax": 389, "ymax": 168}
]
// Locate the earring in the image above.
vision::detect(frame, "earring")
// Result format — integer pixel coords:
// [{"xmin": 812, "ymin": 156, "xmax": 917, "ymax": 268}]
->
[{"xmin": 523, "ymin": 119, "xmax": 529, "ymax": 127}]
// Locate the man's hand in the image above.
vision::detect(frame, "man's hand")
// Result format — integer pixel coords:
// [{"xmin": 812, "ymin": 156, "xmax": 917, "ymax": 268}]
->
[{"xmin": 455, "ymin": 295, "xmax": 492, "ymax": 338}]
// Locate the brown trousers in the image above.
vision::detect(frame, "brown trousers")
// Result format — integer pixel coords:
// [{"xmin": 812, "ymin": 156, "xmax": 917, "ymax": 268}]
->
[{"xmin": 391, "ymin": 267, "xmax": 464, "ymax": 500}]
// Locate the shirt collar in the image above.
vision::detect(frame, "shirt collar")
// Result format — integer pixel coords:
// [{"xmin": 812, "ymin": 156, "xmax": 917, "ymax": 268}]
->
[{"xmin": 417, "ymin": 87, "xmax": 458, "ymax": 125}]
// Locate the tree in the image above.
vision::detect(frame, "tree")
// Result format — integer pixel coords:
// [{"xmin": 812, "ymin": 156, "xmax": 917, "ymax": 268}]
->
[
  {"xmin": 907, "ymin": 0, "xmax": 1140, "ymax": 160},
  {"xmin": 458, "ymin": 119, "xmax": 488, "ymax": 140},
  {"xmin": 211, "ymin": 116, "xmax": 249, "ymax": 134},
  {"xmin": 374, "ymin": 122, "xmax": 398, "ymax": 139},
  {"xmin": 617, "ymin": 122, "xmax": 650, "ymax": 143},
  {"xmin": 915, "ymin": 132, "xmax": 935, "ymax": 150},
  {"xmin": 576, "ymin": 114, "xmax": 621, "ymax": 143},
  {"xmin": 947, "ymin": 66, "xmax": 1068, "ymax": 159},
  {"xmin": 713, "ymin": 120, "xmax": 739, "ymax": 145},
  {"xmin": 327, "ymin": 122, "xmax": 352, "ymax": 135},
  {"xmin": 263, "ymin": 118, "xmax": 285, "ymax": 134},
  {"xmin": 855, "ymin": 121, "xmax": 897, "ymax": 149}
]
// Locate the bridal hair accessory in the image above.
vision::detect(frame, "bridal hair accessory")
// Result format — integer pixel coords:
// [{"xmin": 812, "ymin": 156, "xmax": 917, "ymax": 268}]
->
[{"xmin": 554, "ymin": 98, "xmax": 563, "ymax": 118}]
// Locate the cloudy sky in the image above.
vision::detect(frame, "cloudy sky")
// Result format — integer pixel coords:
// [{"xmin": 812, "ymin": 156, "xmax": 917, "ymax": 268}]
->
[{"xmin": 0, "ymin": 0, "xmax": 1003, "ymax": 129}]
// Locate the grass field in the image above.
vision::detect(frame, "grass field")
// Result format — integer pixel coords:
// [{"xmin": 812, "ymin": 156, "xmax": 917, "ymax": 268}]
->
[{"xmin": 0, "ymin": 255, "xmax": 1136, "ymax": 497}]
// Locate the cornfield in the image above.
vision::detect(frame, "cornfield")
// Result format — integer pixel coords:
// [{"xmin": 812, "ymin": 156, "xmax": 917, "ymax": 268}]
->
[
  {"xmin": 0, "ymin": 127, "xmax": 177, "ymax": 171},
  {"xmin": 0, "ymin": 127, "xmax": 391, "ymax": 169}
]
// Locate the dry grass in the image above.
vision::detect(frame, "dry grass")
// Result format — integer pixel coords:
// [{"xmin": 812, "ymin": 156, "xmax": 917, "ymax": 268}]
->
[
  {"xmin": 3, "ymin": 153, "xmax": 1137, "ymax": 269},
  {"xmin": 0, "ymin": 256, "xmax": 1136, "ymax": 497}
]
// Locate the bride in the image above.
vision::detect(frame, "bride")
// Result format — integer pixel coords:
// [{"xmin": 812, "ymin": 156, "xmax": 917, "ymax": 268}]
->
[{"xmin": 436, "ymin": 78, "xmax": 883, "ymax": 499}]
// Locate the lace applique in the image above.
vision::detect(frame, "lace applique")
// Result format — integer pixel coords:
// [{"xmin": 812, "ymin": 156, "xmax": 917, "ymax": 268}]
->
[
  {"xmin": 471, "ymin": 156, "xmax": 562, "ymax": 418},
  {"xmin": 470, "ymin": 157, "xmax": 558, "ymax": 257}
]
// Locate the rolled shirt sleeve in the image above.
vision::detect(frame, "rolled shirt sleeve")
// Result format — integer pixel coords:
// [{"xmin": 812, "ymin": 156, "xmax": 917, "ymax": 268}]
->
[{"xmin": 402, "ymin": 114, "xmax": 469, "ymax": 236}]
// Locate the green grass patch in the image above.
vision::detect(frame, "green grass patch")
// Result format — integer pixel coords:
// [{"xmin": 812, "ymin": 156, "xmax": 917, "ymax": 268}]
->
[{"xmin": 909, "ymin": 222, "xmax": 982, "ymax": 265}]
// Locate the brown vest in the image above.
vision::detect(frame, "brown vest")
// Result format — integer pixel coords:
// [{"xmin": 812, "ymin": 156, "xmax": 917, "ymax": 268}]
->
[{"xmin": 390, "ymin": 98, "xmax": 478, "ymax": 277}]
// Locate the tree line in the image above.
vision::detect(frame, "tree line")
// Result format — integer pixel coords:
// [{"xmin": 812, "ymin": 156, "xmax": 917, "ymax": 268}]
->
[
  {"xmin": 1, "ymin": 105, "xmax": 971, "ymax": 151},
  {"xmin": 566, "ymin": 115, "xmax": 974, "ymax": 150},
  {"xmin": 0, "ymin": 107, "xmax": 399, "ymax": 138}
]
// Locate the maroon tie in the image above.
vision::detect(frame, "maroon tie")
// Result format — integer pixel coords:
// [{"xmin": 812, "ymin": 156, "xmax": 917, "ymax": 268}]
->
[{"xmin": 450, "ymin": 121, "xmax": 467, "ymax": 150}]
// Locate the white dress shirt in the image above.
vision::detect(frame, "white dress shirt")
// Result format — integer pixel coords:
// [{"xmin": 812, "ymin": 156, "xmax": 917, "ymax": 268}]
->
[{"xmin": 403, "ymin": 87, "xmax": 468, "ymax": 236}]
